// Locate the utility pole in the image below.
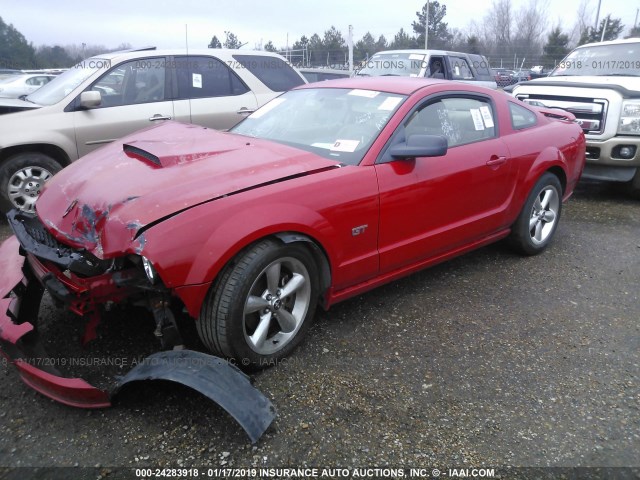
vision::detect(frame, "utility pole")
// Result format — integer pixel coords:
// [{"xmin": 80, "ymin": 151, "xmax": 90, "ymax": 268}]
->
[
  {"xmin": 600, "ymin": 16, "xmax": 608, "ymax": 42},
  {"xmin": 594, "ymin": 0, "xmax": 602, "ymax": 29},
  {"xmin": 424, "ymin": 0, "xmax": 429, "ymax": 49},
  {"xmin": 348, "ymin": 25, "xmax": 354, "ymax": 73}
]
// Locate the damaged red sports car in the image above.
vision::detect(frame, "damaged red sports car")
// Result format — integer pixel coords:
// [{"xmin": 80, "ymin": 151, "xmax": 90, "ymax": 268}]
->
[{"xmin": 0, "ymin": 77, "xmax": 585, "ymax": 439}]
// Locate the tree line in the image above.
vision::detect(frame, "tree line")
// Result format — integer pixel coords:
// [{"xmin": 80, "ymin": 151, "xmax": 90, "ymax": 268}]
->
[
  {"xmin": 2, "ymin": 0, "xmax": 637, "ymax": 72},
  {"xmin": 208, "ymin": 0, "xmax": 636, "ymax": 70}
]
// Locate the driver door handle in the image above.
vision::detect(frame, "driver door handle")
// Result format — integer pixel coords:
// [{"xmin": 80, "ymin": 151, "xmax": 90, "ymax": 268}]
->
[
  {"xmin": 237, "ymin": 107, "xmax": 255, "ymax": 115},
  {"xmin": 486, "ymin": 155, "xmax": 507, "ymax": 166}
]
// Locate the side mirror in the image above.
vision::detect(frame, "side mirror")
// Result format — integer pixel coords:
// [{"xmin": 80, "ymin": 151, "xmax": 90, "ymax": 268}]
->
[
  {"xmin": 389, "ymin": 134, "xmax": 448, "ymax": 159},
  {"xmin": 79, "ymin": 90, "xmax": 102, "ymax": 109}
]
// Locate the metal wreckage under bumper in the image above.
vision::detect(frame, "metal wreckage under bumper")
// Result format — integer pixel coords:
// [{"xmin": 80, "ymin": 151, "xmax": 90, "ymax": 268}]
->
[{"xmin": 0, "ymin": 211, "xmax": 275, "ymax": 443}]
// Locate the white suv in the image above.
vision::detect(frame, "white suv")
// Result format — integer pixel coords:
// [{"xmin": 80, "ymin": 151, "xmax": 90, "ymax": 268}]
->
[
  {"xmin": 0, "ymin": 47, "xmax": 306, "ymax": 212},
  {"xmin": 512, "ymin": 38, "xmax": 640, "ymax": 195}
]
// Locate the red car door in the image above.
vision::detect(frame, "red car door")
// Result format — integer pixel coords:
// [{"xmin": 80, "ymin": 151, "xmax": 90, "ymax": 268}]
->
[{"xmin": 375, "ymin": 94, "xmax": 515, "ymax": 274}]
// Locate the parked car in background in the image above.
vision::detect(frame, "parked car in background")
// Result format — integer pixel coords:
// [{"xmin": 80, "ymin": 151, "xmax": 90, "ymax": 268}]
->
[
  {"xmin": 355, "ymin": 49, "xmax": 497, "ymax": 89},
  {"xmin": 491, "ymin": 68, "xmax": 514, "ymax": 87},
  {"xmin": 0, "ymin": 77, "xmax": 585, "ymax": 411},
  {"xmin": 0, "ymin": 69, "xmax": 23, "ymax": 81},
  {"xmin": 511, "ymin": 69, "xmax": 532, "ymax": 83},
  {"xmin": 512, "ymin": 38, "xmax": 640, "ymax": 195},
  {"xmin": 0, "ymin": 74, "xmax": 56, "ymax": 99},
  {"xmin": 0, "ymin": 47, "xmax": 306, "ymax": 213},
  {"xmin": 298, "ymin": 68, "xmax": 351, "ymax": 83}
]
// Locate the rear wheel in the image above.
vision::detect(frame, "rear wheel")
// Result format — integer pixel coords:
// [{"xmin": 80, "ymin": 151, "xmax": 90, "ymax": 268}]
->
[
  {"xmin": 509, "ymin": 173, "xmax": 562, "ymax": 255},
  {"xmin": 197, "ymin": 239, "xmax": 319, "ymax": 368},
  {"xmin": 0, "ymin": 153, "xmax": 62, "ymax": 213}
]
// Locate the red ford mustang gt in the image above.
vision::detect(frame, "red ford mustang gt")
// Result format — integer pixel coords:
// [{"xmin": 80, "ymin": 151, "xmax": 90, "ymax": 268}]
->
[{"xmin": 0, "ymin": 77, "xmax": 585, "ymax": 437}]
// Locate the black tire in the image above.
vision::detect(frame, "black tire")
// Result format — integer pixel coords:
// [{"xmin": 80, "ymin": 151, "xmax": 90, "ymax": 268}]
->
[
  {"xmin": 509, "ymin": 172, "xmax": 563, "ymax": 256},
  {"xmin": 197, "ymin": 239, "xmax": 319, "ymax": 368},
  {"xmin": 0, "ymin": 153, "xmax": 62, "ymax": 213}
]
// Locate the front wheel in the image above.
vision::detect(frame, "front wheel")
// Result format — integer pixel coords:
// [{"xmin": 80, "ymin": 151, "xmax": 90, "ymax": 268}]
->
[
  {"xmin": 0, "ymin": 153, "xmax": 62, "ymax": 213},
  {"xmin": 509, "ymin": 173, "xmax": 562, "ymax": 255},
  {"xmin": 197, "ymin": 239, "xmax": 319, "ymax": 367}
]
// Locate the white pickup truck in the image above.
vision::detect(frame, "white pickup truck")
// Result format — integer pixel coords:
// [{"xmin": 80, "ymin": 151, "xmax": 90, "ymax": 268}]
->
[{"xmin": 512, "ymin": 38, "xmax": 640, "ymax": 195}]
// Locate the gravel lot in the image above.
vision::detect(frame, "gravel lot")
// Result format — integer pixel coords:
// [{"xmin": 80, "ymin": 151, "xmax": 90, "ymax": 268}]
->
[{"xmin": 0, "ymin": 180, "xmax": 638, "ymax": 478}]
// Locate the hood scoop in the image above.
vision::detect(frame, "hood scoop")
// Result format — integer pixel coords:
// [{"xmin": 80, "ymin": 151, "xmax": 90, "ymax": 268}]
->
[
  {"xmin": 123, "ymin": 144, "xmax": 161, "ymax": 167},
  {"xmin": 123, "ymin": 138, "xmax": 236, "ymax": 168}
]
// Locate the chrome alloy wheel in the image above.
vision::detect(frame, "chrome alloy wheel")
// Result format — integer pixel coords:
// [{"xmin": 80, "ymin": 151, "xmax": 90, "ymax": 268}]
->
[
  {"xmin": 242, "ymin": 257, "xmax": 311, "ymax": 355},
  {"xmin": 8, "ymin": 166, "xmax": 54, "ymax": 212},
  {"xmin": 529, "ymin": 185, "xmax": 559, "ymax": 245}
]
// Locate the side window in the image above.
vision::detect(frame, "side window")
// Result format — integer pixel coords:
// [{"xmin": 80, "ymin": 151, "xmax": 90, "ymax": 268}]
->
[
  {"xmin": 509, "ymin": 102, "xmax": 537, "ymax": 129},
  {"xmin": 27, "ymin": 76, "xmax": 49, "ymax": 86},
  {"xmin": 176, "ymin": 56, "xmax": 249, "ymax": 99},
  {"xmin": 232, "ymin": 54, "xmax": 305, "ymax": 92},
  {"xmin": 449, "ymin": 57, "xmax": 474, "ymax": 80},
  {"xmin": 428, "ymin": 57, "xmax": 445, "ymax": 78},
  {"xmin": 91, "ymin": 59, "xmax": 166, "ymax": 108},
  {"xmin": 469, "ymin": 54, "xmax": 492, "ymax": 80},
  {"xmin": 405, "ymin": 96, "xmax": 496, "ymax": 147}
]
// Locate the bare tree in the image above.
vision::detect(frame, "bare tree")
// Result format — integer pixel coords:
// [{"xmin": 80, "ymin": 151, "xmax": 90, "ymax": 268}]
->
[
  {"xmin": 513, "ymin": 0, "xmax": 549, "ymax": 60},
  {"xmin": 466, "ymin": 19, "xmax": 494, "ymax": 55},
  {"xmin": 569, "ymin": 0, "xmax": 594, "ymax": 46},
  {"xmin": 485, "ymin": 0, "xmax": 514, "ymax": 55}
]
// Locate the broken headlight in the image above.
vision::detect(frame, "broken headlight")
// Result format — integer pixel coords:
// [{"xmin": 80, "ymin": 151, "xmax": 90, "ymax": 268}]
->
[{"xmin": 141, "ymin": 256, "xmax": 158, "ymax": 284}]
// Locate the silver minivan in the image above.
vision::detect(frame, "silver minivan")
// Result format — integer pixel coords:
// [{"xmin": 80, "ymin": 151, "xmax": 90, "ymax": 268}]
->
[{"xmin": 0, "ymin": 47, "xmax": 306, "ymax": 213}]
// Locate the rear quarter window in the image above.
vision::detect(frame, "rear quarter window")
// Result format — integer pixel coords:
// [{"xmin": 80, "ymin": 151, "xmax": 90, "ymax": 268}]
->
[
  {"xmin": 232, "ymin": 54, "xmax": 305, "ymax": 92},
  {"xmin": 509, "ymin": 102, "xmax": 538, "ymax": 129}
]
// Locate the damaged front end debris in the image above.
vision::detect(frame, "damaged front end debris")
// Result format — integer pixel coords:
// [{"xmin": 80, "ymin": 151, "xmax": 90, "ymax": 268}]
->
[{"xmin": 0, "ymin": 214, "xmax": 276, "ymax": 443}]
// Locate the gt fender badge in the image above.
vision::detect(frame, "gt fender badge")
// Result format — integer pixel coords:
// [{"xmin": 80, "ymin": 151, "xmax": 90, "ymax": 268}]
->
[{"xmin": 352, "ymin": 224, "xmax": 368, "ymax": 236}]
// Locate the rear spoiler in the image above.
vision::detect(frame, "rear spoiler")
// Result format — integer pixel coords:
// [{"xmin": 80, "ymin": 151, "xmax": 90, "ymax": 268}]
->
[{"xmin": 534, "ymin": 107, "xmax": 576, "ymax": 122}]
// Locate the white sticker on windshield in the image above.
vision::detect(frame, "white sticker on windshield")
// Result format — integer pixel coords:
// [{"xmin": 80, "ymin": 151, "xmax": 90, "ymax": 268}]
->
[
  {"xmin": 470, "ymin": 109, "xmax": 485, "ymax": 130},
  {"xmin": 310, "ymin": 142, "xmax": 334, "ymax": 150},
  {"xmin": 348, "ymin": 89, "xmax": 379, "ymax": 98},
  {"xmin": 331, "ymin": 139, "xmax": 360, "ymax": 152},
  {"xmin": 192, "ymin": 73, "xmax": 202, "ymax": 89},
  {"xmin": 378, "ymin": 97, "xmax": 402, "ymax": 111},
  {"xmin": 250, "ymin": 97, "xmax": 286, "ymax": 118},
  {"xmin": 479, "ymin": 105, "xmax": 495, "ymax": 128},
  {"xmin": 409, "ymin": 54, "xmax": 425, "ymax": 60}
]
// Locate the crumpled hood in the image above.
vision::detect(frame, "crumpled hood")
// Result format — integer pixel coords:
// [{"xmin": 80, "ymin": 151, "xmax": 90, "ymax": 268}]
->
[{"xmin": 36, "ymin": 121, "xmax": 340, "ymax": 258}]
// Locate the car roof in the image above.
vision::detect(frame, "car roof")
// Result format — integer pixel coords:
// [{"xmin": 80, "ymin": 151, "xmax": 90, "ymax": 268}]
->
[
  {"xmin": 295, "ymin": 76, "xmax": 458, "ymax": 95},
  {"xmin": 91, "ymin": 48, "xmax": 290, "ymax": 63},
  {"xmin": 372, "ymin": 49, "xmax": 486, "ymax": 58},
  {"xmin": 298, "ymin": 68, "xmax": 350, "ymax": 75},
  {"xmin": 579, "ymin": 37, "xmax": 640, "ymax": 48}
]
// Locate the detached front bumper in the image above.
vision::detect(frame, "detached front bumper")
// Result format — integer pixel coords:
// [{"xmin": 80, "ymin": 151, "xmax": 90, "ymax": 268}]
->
[{"xmin": 0, "ymin": 234, "xmax": 275, "ymax": 443}]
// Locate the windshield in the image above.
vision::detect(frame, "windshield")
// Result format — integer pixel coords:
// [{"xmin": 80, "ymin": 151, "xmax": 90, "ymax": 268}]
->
[
  {"xmin": 356, "ymin": 52, "xmax": 426, "ymax": 77},
  {"xmin": 550, "ymin": 42, "xmax": 640, "ymax": 77},
  {"xmin": 231, "ymin": 88, "xmax": 407, "ymax": 165},
  {"xmin": 26, "ymin": 58, "xmax": 110, "ymax": 105}
]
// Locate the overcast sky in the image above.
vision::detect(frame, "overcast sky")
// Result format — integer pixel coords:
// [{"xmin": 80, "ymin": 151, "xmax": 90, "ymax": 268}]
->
[{"xmin": 1, "ymin": 0, "xmax": 637, "ymax": 51}]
